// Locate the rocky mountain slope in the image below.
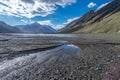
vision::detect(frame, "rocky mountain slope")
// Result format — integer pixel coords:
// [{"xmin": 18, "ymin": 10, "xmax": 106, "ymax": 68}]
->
[
  {"xmin": 16, "ymin": 22, "xmax": 56, "ymax": 33},
  {"xmin": 0, "ymin": 21, "xmax": 21, "ymax": 33},
  {"xmin": 60, "ymin": 0, "xmax": 120, "ymax": 33}
]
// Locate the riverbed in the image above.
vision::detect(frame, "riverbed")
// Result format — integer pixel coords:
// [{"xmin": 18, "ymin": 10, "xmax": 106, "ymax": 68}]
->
[{"xmin": 0, "ymin": 33, "xmax": 120, "ymax": 80}]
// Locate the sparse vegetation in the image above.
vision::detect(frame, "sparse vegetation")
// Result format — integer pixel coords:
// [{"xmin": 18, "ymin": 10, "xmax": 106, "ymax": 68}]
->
[
  {"xmin": 60, "ymin": 0, "xmax": 120, "ymax": 33},
  {"xmin": 74, "ymin": 12, "xmax": 120, "ymax": 33}
]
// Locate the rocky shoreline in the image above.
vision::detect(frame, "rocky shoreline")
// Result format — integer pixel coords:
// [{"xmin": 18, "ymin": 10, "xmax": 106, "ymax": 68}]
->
[{"xmin": 0, "ymin": 34, "xmax": 120, "ymax": 80}]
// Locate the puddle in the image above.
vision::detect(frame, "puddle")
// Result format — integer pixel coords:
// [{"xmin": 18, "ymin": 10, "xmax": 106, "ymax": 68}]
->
[{"xmin": 0, "ymin": 44, "xmax": 81, "ymax": 80}]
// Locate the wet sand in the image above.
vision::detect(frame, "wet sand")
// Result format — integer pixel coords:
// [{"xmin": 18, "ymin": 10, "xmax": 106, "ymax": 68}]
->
[{"xmin": 0, "ymin": 34, "xmax": 120, "ymax": 80}]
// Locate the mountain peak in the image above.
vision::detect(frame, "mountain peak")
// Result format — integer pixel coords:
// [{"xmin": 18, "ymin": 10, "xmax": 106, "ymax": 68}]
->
[
  {"xmin": 60, "ymin": 0, "xmax": 120, "ymax": 33},
  {"xmin": 0, "ymin": 21, "xmax": 21, "ymax": 33},
  {"xmin": 0, "ymin": 21, "xmax": 7, "ymax": 25},
  {"xmin": 16, "ymin": 22, "xmax": 56, "ymax": 33},
  {"xmin": 31, "ymin": 22, "xmax": 41, "ymax": 26}
]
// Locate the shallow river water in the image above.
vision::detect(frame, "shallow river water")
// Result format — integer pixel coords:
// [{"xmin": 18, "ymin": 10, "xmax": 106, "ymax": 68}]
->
[{"xmin": 0, "ymin": 44, "xmax": 81, "ymax": 80}]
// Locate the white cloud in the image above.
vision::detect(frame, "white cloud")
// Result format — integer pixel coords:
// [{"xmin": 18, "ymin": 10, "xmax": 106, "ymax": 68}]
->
[
  {"xmin": 65, "ymin": 17, "xmax": 79, "ymax": 25},
  {"xmin": 53, "ymin": 17, "xmax": 79, "ymax": 30},
  {"xmin": 87, "ymin": 2, "xmax": 96, "ymax": 8},
  {"xmin": 37, "ymin": 20, "xmax": 52, "ymax": 25},
  {"xmin": 0, "ymin": 0, "xmax": 76, "ymax": 18},
  {"xmin": 21, "ymin": 20, "xmax": 28, "ymax": 24},
  {"xmin": 21, "ymin": 19, "xmax": 34, "ymax": 24},
  {"xmin": 20, "ymin": 17, "xmax": 79, "ymax": 30},
  {"xmin": 97, "ymin": 2, "xmax": 110, "ymax": 10},
  {"xmin": 37, "ymin": 20, "xmax": 59, "ymax": 29}
]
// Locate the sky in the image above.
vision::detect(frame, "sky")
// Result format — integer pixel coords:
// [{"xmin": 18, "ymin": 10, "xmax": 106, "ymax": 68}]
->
[{"xmin": 0, "ymin": 0, "xmax": 112, "ymax": 30}]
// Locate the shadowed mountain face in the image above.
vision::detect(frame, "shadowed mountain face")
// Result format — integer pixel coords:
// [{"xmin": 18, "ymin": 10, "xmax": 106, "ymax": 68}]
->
[
  {"xmin": 16, "ymin": 22, "xmax": 56, "ymax": 33},
  {"xmin": 60, "ymin": 0, "xmax": 120, "ymax": 33},
  {"xmin": 0, "ymin": 21, "xmax": 21, "ymax": 33}
]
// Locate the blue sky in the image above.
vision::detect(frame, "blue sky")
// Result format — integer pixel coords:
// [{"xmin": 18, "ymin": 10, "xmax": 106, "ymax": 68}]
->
[{"xmin": 0, "ymin": 0, "xmax": 112, "ymax": 29}]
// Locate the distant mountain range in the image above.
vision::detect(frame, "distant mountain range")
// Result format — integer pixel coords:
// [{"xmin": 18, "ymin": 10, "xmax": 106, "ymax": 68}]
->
[
  {"xmin": 60, "ymin": 0, "xmax": 120, "ymax": 33},
  {"xmin": 0, "ymin": 21, "xmax": 21, "ymax": 33},
  {"xmin": 15, "ymin": 22, "xmax": 56, "ymax": 33},
  {"xmin": 0, "ymin": 21, "xmax": 56, "ymax": 33}
]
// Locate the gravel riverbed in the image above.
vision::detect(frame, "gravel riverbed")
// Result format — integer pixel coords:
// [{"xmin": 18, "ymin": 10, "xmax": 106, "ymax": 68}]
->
[{"xmin": 0, "ymin": 34, "xmax": 119, "ymax": 80}]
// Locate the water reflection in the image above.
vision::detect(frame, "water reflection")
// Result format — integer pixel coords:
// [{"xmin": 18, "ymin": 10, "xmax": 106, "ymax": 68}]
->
[
  {"xmin": 0, "ymin": 44, "xmax": 81, "ymax": 79},
  {"xmin": 6, "ymin": 33, "xmax": 79, "ymax": 38}
]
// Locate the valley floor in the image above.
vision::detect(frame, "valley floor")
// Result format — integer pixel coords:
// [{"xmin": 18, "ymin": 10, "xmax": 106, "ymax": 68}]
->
[{"xmin": 0, "ymin": 33, "xmax": 120, "ymax": 80}]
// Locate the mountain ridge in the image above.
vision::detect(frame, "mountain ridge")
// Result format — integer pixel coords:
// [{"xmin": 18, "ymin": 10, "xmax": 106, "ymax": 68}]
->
[
  {"xmin": 15, "ymin": 22, "xmax": 56, "ymax": 33},
  {"xmin": 0, "ymin": 21, "xmax": 21, "ymax": 33},
  {"xmin": 60, "ymin": 0, "xmax": 120, "ymax": 33},
  {"xmin": 0, "ymin": 21, "xmax": 56, "ymax": 33}
]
